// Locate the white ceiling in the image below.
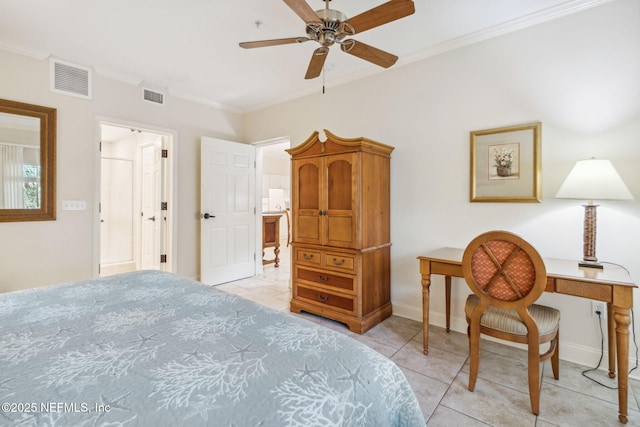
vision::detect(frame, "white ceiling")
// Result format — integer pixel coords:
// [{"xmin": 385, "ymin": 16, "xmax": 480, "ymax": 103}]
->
[{"xmin": 0, "ymin": 0, "xmax": 610, "ymax": 113}]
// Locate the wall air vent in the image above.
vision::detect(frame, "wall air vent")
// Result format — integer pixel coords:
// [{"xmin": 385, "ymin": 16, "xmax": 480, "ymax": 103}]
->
[
  {"xmin": 50, "ymin": 59, "xmax": 92, "ymax": 99},
  {"xmin": 143, "ymin": 88, "xmax": 165, "ymax": 105}
]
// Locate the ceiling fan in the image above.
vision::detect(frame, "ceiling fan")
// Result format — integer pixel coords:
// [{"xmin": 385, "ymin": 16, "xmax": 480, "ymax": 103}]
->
[{"xmin": 239, "ymin": 0, "xmax": 415, "ymax": 79}]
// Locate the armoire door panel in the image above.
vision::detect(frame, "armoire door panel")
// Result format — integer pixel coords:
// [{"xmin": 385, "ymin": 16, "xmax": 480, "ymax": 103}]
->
[
  {"xmin": 297, "ymin": 215, "xmax": 320, "ymax": 241},
  {"xmin": 326, "ymin": 216, "xmax": 353, "ymax": 246},
  {"xmin": 325, "ymin": 153, "xmax": 357, "ymax": 247},
  {"xmin": 292, "ymin": 157, "xmax": 323, "ymax": 245},
  {"xmin": 297, "ymin": 161, "xmax": 320, "ymax": 210},
  {"xmin": 326, "ymin": 159, "xmax": 353, "ymax": 210}
]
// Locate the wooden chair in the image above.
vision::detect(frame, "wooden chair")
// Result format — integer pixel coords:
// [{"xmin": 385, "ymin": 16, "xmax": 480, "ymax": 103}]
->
[{"xmin": 462, "ymin": 230, "xmax": 560, "ymax": 415}]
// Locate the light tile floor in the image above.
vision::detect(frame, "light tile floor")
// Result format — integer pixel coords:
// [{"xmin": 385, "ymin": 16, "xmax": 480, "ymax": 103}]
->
[{"xmin": 216, "ymin": 245, "xmax": 640, "ymax": 426}]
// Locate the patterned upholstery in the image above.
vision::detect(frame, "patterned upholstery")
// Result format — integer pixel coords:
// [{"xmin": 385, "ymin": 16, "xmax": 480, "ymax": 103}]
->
[
  {"xmin": 462, "ymin": 230, "xmax": 560, "ymax": 416},
  {"xmin": 465, "ymin": 294, "xmax": 560, "ymax": 336},
  {"xmin": 470, "ymin": 240, "xmax": 536, "ymax": 301}
]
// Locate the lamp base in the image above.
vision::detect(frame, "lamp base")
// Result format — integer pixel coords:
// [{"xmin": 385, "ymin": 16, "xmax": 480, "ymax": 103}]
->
[{"xmin": 579, "ymin": 261, "xmax": 603, "ymax": 269}]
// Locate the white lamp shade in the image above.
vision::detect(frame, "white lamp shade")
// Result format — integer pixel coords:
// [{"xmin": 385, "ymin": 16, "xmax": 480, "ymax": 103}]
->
[{"xmin": 556, "ymin": 158, "xmax": 634, "ymax": 201}]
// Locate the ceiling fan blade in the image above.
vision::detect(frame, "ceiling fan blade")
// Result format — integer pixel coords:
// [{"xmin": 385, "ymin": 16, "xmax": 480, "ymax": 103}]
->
[
  {"xmin": 305, "ymin": 48, "xmax": 329, "ymax": 79},
  {"xmin": 239, "ymin": 37, "xmax": 310, "ymax": 49},
  {"xmin": 341, "ymin": 40, "xmax": 398, "ymax": 68},
  {"xmin": 283, "ymin": 0, "xmax": 320, "ymax": 24},
  {"xmin": 343, "ymin": 0, "xmax": 415, "ymax": 35}
]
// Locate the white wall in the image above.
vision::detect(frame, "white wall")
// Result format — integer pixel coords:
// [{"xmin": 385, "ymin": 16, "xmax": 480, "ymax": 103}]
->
[
  {"xmin": 1, "ymin": 0, "xmax": 638, "ymax": 372},
  {"xmin": 0, "ymin": 48, "xmax": 244, "ymax": 291},
  {"xmin": 243, "ymin": 0, "xmax": 640, "ymax": 369}
]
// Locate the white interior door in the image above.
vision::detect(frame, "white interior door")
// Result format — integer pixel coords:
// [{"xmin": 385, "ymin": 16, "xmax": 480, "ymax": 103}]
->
[
  {"xmin": 140, "ymin": 141, "xmax": 162, "ymax": 270},
  {"xmin": 201, "ymin": 137, "xmax": 256, "ymax": 285}
]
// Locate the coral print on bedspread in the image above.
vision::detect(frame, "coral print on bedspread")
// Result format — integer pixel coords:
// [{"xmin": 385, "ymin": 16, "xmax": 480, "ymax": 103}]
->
[{"xmin": 0, "ymin": 270, "xmax": 425, "ymax": 426}]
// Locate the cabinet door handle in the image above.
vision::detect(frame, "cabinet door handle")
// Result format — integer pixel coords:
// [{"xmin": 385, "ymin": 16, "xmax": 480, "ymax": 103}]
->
[
  {"xmin": 318, "ymin": 210, "xmax": 327, "ymax": 216},
  {"xmin": 316, "ymin": 293, "xmax": 329, "ymax": 302},
  {"xmin": 332, "ymin": 258, "xmax": 345, "ymax": 266},
  {"xmin": 318, "ymin": 274, "xmax": 329, "ymax": 282},
  {"xmin": 303, "ymin": 253, "xmax": 314, "ymax": 260}
]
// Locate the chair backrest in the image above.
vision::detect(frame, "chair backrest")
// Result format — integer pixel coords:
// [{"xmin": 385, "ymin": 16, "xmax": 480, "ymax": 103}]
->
[{"xmin": 462, "ymin": 230, "xmax": 547, "ymax": 311}]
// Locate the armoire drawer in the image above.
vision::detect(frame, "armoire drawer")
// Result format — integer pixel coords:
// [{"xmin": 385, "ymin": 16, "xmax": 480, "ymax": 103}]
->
[
  {"xmin": 294, "ymin": 247, "xmax": 322, "ymax": 266},
  {"xmin": 323, "ymin": 251, "xmax": 356, "ymax": 273},
  {"xmin": 295, "ymin": 267, "xmax": 355, "ymax": 293},
  {"xmin": 296, "ymin": 285, "xmax": 355, "ymax": 314}
]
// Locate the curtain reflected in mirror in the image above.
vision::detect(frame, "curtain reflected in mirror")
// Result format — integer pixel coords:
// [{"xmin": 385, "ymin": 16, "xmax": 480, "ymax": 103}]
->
[
  {"xmin": 0, "ymin": 99, "xmax": 56, "ymax": 222},
  {"xmin": 0, "ymin": 113, "xmax": 41, "ymax": 209}
]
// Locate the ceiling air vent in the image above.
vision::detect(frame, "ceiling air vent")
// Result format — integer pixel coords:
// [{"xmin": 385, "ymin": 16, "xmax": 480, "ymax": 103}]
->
[
  {"xmin": 142, "ymin": 88, "xmax": 165, "ymax": 106},
  {"xmin": 50, "ymin": 59, "xmax": 92, "ymax": 99}
]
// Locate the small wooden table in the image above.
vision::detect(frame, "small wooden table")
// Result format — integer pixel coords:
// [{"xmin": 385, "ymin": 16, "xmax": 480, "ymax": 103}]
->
[
  {"xmin": 418, "ymin": 248, "xmax": 636, "ymax": 424},
  {"xmin": 262, "ymin": 214, "xmax": 282, "ymax": 267}
]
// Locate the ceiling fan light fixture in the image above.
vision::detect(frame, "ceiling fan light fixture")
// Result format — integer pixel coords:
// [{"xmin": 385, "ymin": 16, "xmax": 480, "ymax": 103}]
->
[
  {"xmin": 239, "ymin": 0, "xmax": 415, "ymax": 79},
  {"xmin": 314, "ymin": 8, "xmax": 346, "ymax": 27},
  {"xmin": 319, "ymin": 31, "xmax": 336, "ymax": 46}
]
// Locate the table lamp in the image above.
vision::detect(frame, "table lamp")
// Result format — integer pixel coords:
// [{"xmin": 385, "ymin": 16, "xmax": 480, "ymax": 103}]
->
[{"xmin": 555, "ymin": 158, "xmax": 634, "ymax": 269}]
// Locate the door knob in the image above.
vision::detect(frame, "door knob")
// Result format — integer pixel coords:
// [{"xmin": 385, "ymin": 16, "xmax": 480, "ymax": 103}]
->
[{"xmin": 203, "ymin": 213, "xmax": 215, "ymax": 219}]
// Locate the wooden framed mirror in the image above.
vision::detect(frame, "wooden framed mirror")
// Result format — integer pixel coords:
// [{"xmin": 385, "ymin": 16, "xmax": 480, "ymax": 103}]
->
[{"xmin": 0, "ymin": 98, "xmax": 56, "ymax": 222}]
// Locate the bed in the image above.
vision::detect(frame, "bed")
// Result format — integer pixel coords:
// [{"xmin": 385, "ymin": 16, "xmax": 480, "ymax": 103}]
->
[{"xmin": 0, "ymin": 270, "xmax": 425, "ymax": 426}]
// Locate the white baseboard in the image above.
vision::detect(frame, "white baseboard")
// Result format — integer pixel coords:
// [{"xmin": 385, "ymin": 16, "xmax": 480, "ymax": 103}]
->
[{"xmin": 391, "ymin": 300, "xmax": 640, "ymax": 381}]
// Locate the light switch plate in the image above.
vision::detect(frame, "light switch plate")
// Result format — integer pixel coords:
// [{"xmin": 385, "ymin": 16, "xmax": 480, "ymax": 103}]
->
[{"xmin": 63, "ymin": 200, "xmax": 86, "ymax": 211}]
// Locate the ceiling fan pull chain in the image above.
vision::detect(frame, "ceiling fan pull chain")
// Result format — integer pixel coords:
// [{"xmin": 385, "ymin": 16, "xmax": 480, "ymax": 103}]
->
[
  {"xmin": 239, "ymin": 0, "xmax": 415, "ymax": 80},
  {"xmin": 322, "ymin": 68, "xmax": 325, "ymax": 94}
]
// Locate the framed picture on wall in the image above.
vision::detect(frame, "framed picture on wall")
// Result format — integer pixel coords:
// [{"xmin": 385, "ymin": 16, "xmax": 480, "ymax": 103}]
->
[{"xmin": 470, "ymin": 122, "xmax": 541, "ymax": 202}]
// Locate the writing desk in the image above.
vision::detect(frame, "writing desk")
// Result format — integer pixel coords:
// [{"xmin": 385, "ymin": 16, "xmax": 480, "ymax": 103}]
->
[
  {"xmin": 262, "ymin": 214, "xmax": 282, "ymax": 267},
  {"xmin": 418, "ymin": 248, "xmax": 636, "ymax": 424}
]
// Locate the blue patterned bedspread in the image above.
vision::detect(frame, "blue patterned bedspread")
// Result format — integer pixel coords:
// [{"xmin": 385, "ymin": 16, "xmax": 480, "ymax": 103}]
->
[{"xmin": 0, "ymin": 271, "xmax": 425, "ymax": 426}]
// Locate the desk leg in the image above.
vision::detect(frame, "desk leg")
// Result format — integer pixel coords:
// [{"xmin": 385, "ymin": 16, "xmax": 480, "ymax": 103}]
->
[
  {"xmin": 445, "ymin": 276, "xmax": 451, "ymax": 333},
  {"xmin": 607, "ymin": 304, "xmax": 616, "ymax": 379},
  {"xmin": 614, "ymin": 307, "xmax": 631, "ymax": 424},
  {"xmin": 421, "ymin": 272, "xmax": 431, "ymax": 355}
]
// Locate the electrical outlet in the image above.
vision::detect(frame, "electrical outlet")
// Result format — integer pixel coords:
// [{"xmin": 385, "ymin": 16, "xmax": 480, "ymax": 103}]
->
[{"xmin": 592, "ymin": 301, "xmax": 605, "ymax": 318}]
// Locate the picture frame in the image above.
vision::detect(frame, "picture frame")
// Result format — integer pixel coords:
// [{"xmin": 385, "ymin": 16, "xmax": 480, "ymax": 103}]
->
[{"xmin": 470, "ymin": 122, "xmax": 541, "ymax": 203}]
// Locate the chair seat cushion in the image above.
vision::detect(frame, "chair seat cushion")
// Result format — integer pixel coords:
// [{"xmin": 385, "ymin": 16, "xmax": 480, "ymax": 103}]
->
[{"xmin": 465, "ymin": 294, "xmax": 560, "ymax": 336}]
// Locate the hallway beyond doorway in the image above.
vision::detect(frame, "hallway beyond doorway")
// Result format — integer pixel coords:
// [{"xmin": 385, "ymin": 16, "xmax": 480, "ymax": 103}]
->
[{"xmin": 99, "ymin": 122, "xmax": 174, "ymax": 277}]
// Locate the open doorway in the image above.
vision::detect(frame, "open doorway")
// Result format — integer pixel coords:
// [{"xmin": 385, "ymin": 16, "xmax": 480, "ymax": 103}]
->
[
  {"xmin": 255, "ymin": 139, "xmax": 291, "ymax": 274},
  {"xmin": 99, "ymin": 123, "xmax": 174, "ymax": 276}
]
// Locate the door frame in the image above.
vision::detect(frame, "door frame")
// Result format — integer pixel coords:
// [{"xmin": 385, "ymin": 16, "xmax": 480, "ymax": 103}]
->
[
  {"xmin": 252, "ymin": 136, "xmax": 291, "ymax": 275},
  {"xmin": 93, "ymin": 116, "xmax": 178, "ymax": 277}
]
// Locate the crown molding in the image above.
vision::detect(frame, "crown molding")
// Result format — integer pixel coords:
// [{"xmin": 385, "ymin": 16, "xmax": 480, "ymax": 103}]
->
[
  {"xmin": 0, "ymin": 0, "xmax": 614, "ymax": 114},
  {"xmin": 93, "ymin": 66, "xmax": 143, "ymax": 86},
  {"xmin": 168, "ymin": 89, "xmax": 243, "ymax": 115},
  {"xmin": 246, "ymin": 0, "xmax": 613, "ymax": 113},
  {"xmin": 0, "ymin": 40, "xmax": 49, "ymax": 60},
  {"xmin": 401, "ymin": 0, "xmax": 614, "ymax": 65}
]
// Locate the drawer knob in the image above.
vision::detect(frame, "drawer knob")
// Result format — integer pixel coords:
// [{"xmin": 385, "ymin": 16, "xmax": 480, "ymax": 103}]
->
[
  {"xmin": 303, "ymin": 253, "xmax": 314, "ymax": 260},
  {"xmin": 316, "ymin": 293, "xmax": 329, "ymax": 302},
  {"xmin": 318, "ymin": 274, "xmax": 329, "ymax": 282},
  {"xmin": 332, "ymin": 258, "xmax": 345, "ymax": 266}
]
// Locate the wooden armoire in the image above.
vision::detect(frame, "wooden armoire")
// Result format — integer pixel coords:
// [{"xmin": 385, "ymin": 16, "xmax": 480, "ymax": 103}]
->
[{"xmin": 287, "ymin": 130, "xmax": 394, "ymax": 334}]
